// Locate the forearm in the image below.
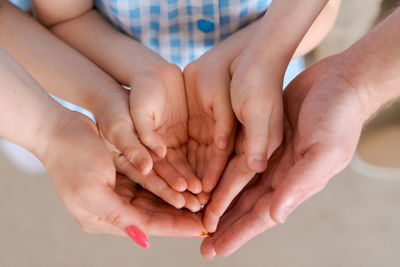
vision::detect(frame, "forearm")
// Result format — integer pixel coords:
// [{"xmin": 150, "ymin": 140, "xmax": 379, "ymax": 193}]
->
[
  {"xmin": 247, "ymin": 0, "xmax": 332, "ymax": 71},
  {"xmin": 201, "ymin": 0, "xmax": 340, "ymax": 64},
  {"xmin": 50, "ymin": 9, "xmax": 163, "ymax": 86},
  {"xmin": 0, "ymin": 2, "xmax": 122, "ymax": 114},
  {"xmin": 0, "ymin": 47, "xmax": 64, "ymax": 156},
  {"xmin": 337, "ymin": 7, "xmax": 400, "ymax": 118}
]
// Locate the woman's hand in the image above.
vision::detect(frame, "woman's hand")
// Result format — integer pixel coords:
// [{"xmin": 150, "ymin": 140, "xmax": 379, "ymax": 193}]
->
[{"xmin": 40, "ymin": 111, "xmax": 204, "ymax": 244}]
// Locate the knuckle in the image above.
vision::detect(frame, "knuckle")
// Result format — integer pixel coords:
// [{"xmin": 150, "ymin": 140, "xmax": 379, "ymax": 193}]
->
[
  {"xmin": 208, "ymin": 202, "xmax": 223, "ymax": 217},
  {"xmin": 75, "ymin": 217, "xmax": 99, "ymax": 234},
  {"xmin": 103, "ymin": 209, "xmax": 123, "ymax": 227}
]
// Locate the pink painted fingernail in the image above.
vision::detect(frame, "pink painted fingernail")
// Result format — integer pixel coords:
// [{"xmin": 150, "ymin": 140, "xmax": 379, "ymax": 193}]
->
[{"xmin": 126, "ymin": 226, "xmax": 149, "ymax": 248}]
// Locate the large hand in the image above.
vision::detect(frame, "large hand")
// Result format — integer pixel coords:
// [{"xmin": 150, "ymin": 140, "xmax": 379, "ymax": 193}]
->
[
  {"xmin": 183, "ymin": 54, "xmax": 236, "ymax": 201},
  {"xmin": 130, "ymin": 61, "xmax": 202, "ymax": 210},
  {"xmin": 201, "ymin": 55, "xmax": 369, "ymax": 258},
  {"xmin": 40, "ymin": 112, "xmax": 204, "ymax": 245}
]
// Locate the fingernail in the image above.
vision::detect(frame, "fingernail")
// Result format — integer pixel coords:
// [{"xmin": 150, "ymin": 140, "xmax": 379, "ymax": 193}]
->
[
  {"xmin": 205, "ymin": 212, "xmax": 219, "ymax": 233},
  {"xmin": 138, "ymin": 159, "xmax": 152, "ymax": 175},
  {"xmin": 217, "ymin": 136, "xmax": 228, "ymax": 150},
  {"xmin": 251, "ymin": 156, "xmax": 268, "ymax": 172},
  {"xmin": 126, "ymin": 226, "xmax": 149, "ymax": 248},
  {"xmin": 155, "ymin": 146, "xmax": 166, "ymax": 158},
  {"xmin": 275, "ymin": 205, "xmax": 292, "ymax": 224},
  {"xmin": 210, "ymin": 249, "xmax": 216, "ymax": 259},
  {"xmin": 193, "ymin": 232, "xmax": 208, "ymax": 238}
]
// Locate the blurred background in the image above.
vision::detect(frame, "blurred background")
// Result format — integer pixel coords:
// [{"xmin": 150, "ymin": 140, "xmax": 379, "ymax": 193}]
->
[{"xmin": 1, "ymin": 0, "xmax": 400, "ymax": 266}]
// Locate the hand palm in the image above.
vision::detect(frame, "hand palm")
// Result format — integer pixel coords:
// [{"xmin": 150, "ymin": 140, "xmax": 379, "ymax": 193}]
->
[
  {"xmin": 200, "ymin": 57, "xmax": 366, "ymax": 258},
  {"xmin": 184, "ymin": 62, "xmax": 236, "ymax": 202},
  {"xmin": 131, "ymin": 65, "xmax": 202, "ymax": 205}
]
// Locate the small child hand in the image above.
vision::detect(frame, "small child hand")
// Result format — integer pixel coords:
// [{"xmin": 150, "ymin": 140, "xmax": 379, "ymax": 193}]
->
[
  {"xmin": 93, "ymin": 79, "xmax": 201, "ymax": 212},
  {"xmin": 129, "ymin": 59, "xmax": 203, "ymax": 197},
  {"xmin": 203, "ymin": 51, "xmax": 285, "ymax": 232},
  {"xmin": 93, "ymin": 86, "xmax": 153, "ymax": 175},
  {"xmin": 183, "ymin": 55, "xmax": 237, "ymax": 201},
  {"xmin": 229, "ymin": 52, "xmax": 284, "ymax": 173}
]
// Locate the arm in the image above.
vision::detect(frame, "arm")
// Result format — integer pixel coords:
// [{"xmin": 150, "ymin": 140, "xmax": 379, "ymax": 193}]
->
[
  {"xmin": 1, "ymin": 2, "xmax": 204, "ymax": 209},
  {"xmin": 34, "ymin": 0, "xmax": 207, "ymax": 197},
  {"xmin": 201, "ymin": 7, "xmax": 400, "ymax": 258},
  {"xmin": 0, "ymin": 46, "xmax": 203, "ymax": 243},
  {"xmin": 0, "ymin": 46, "xmax": 63, "ymax": 157}
]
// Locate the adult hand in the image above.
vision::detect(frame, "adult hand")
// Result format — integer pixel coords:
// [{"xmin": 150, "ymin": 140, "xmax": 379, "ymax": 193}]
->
[
  {"xmin": 39, "ymin": 111, "xmax": 204, "ymax": 245},
  {"xmin": 201, "ymin": 54, "xmax": 369, "ymax": 258}
]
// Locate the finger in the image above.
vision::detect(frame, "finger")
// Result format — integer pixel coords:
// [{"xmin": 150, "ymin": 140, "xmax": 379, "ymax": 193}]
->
[
  {"xmin": 203, "ymin": 155, "xmax": 256, "ymax": 233},
  {"xmin": 116, "ymin": 156, "xmax": 186, "ymax": 209},
  {"xmin": 131, "ymin": 110, "xmax": 167, "ymax": 158},
  {"xmin": 188, "ymin": 139, "xmax": 198, "ymax": 171},
  {"xmin": 168, "ymin": 149, "xmax": 202, "ymax": 194},
  {"xmin": 212, "ymin": 193, "xmax": 277, "ymax": 258},
  {"xmin": 181, "ymin": 191, "xmax": 202, "ymax": 212},
  {"xmin": 213, "ymin": 89, "xmax": 237, "ymax": 151},
  {"xmin": 74, "ymin": 206, "xmax": 128, "ymax": 237},
  {"xmin": 131, "ymin": 194, "xmax": 200, "ymax": 221},
  {"xmin": 153, "ymin": 156, "xmax": 188, "ymax": 192},
  {"xmin": 202, "ymin": 144, "xmax": 231, "ymax": 193},
  {"xmin": 270, "ymin": 144, "xmax": 343, "ymax": 224},
  {"xmin": 196, "ymin": 145, "xmax": 207, "ymax": 179},
  {"xmin": 111, "ymin": 129, "xmax": 153, "ymax": 174},
  {"xmin": 238, "ymin": 97, "xmax": 274, "ymax": 173},
  {"xmin": 197, "ymin": 191, "xmax": 211, "ymax": 205},
  {"xmin": 200, "ymin": 181, "xmax": 267, "ymax": 259},
  {"xmin": 82, "ymin": 182, "xmax": 203, "ymax": 238}
]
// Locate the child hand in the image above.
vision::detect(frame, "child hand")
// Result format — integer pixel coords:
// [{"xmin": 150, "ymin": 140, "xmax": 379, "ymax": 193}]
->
[
  {"xmin": 202, "ymin": 50, "xmax": 285, "ymax": 232},
  {"xmin": 203, "ymin": 126, "xmax": 257, "ymax": 233},
  {"xmin": 93, "ymin": 86, "xmax": 153, "ymax": 174},
  {"xmin": 129, "ymin": 59, "xmax": 203, "ymax": 197},
  {"xmin": 183, "ymin": 54, "xmax": 237, "ymax": 201},
  {"xmin": 229, "ymin": 51, "xmax": 284, "ymax": 173},
  {"xmin": 93, "ymin": 83, "xmax": 201, "ymax": 212}
]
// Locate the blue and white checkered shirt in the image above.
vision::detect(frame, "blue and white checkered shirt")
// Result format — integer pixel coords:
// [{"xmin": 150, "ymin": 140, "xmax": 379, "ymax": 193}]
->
[
  {"xmin": 10, "ymin": 0, "xmax": 305, "ymax": 118},
  {"xmin": 96, "ymin": 0, "xmax": 272, "ymax": 68}
]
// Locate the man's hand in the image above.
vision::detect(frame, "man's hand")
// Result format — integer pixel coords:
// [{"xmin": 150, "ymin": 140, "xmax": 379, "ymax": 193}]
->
[{"xmin": 201, "ymin": 54, "xmax": 368, "ymax": 258}]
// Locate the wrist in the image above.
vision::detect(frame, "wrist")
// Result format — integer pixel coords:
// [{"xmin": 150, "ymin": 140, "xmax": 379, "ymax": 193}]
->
[
  {"xmin": 30, "ymin": 101, "xmax": 73, "ymax": 159},
  {"xmin": 333, "ymin": 44, "xmax": 400, "ymax": 122}
]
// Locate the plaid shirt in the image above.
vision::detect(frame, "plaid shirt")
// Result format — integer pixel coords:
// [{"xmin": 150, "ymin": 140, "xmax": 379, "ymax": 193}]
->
[
  {"xmin": 10, "ymin": 0, "xmax": 304, "ymax": 117},
  {"xmin": 95, "ymin": 0, "xmax": 272, "ymax": 68}
]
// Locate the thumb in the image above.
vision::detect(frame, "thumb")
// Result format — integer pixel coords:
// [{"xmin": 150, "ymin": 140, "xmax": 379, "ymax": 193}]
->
[
  {"xmin": 239, "ymin": 97, "xmax": 277, "ymax": 173},
  {"xmin": 130, "ymin": 88, "xmax": 167, "ymax": 158},
  {"xmin": 270, "ymin": 144, "xmax": 347, "ymax": 224},
  {"xmin": 107, "ymin": 126, "xmax": 153, "ymax": 175},
  {"xmin": 86, "ymin": 181, "xmax": 203, "ymax": 247}
]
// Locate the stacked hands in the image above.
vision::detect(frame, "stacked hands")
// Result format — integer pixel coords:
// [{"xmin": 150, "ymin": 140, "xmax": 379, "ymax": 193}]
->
[
  {"xmin": 45, "ymin": 35, "xmax": 367, "ymax": 258},
  {"xmin": 6, "ymin": 0, "xmax": 400, "ymax": 260}
]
